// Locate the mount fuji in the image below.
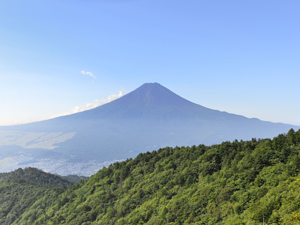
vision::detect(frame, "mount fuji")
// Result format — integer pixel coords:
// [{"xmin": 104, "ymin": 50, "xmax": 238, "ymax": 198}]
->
[{"xmin": 0, "ymin": 83, "xmax": 298, "ymax": 175}]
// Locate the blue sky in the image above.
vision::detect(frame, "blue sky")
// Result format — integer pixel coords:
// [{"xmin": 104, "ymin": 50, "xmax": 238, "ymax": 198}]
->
[{"xmin": 1, "ymin": 0, "xmax": 300, "ymax": 125}]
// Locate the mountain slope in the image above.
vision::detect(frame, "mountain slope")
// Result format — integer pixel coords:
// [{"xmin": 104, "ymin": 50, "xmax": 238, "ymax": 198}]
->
[
  {"xmin": 14, "ymin": 129, "xmax": 300, "ymax": 225},
  {"xmin": 0, "ymin": 168, "xmax": 72, "ymax": 225},
  {"xmin": 0, "ymin": 167, "xmax": 74, "ymax": 187},
  {"xmin": 60, "ymin": 175, "xmax": 89, "ymax": 183},
  {"xmin": 0, "ymin": 179, "xmax": 66, "ymax": 225},
  {"xmin": 0, "ymin": 83, "xmax": 298, "ymax": 175}
]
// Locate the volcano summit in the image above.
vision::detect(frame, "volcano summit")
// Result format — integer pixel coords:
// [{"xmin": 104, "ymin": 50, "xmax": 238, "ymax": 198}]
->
[{"xmin": 0, "ymin": 83, "xmax": 298, "ymax": 175}]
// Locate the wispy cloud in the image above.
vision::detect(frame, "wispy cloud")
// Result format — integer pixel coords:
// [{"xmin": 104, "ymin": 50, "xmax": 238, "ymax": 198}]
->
[
  {"xmin": 0, "ymin": 90, "xmax": 127, "ymax": 126},
  {"xmin": 50, "ymin": 90, "xmax": 126, "ymax": 118},
  {"xmin": 81, "ymin": 71, "xmax": 96, "ymax": 79}
]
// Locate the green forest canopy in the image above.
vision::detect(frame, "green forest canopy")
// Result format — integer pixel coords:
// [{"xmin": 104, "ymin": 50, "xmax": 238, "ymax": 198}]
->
[{"xmin": 2, "ymin": 129, "xmax": 300, "ymax": 224}]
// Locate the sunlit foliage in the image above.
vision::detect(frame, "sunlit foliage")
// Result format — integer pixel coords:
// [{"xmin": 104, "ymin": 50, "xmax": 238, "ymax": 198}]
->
[{"xmin": 4, "ymin": 129, "xmax": 300, "ymax": 224}]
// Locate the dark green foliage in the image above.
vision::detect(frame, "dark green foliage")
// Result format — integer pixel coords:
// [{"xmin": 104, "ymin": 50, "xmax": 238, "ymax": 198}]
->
[
  {"xmin": 60, "ymin": 175, "xmax": 89, "ymax": 183},
  {"xmin": 0, "ymin": 167, "xmax": 73, "ymax": 224},
  {"xmin": 0, "ymin": 167, "xmax": 74, "ymax": 187},
  {"xmin": 8, "ymin": 129, "xmax": 300, "ymax": 224},
  {"xmin": 0, "ymin": 179, "xmax": 66, "ymax": 225}
]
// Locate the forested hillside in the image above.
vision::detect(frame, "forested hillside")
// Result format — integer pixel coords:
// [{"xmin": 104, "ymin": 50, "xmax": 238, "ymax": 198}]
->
[
  {"xmin": 0, "ymin": 167, "xmax": 73, "ymax": 187},
  {"xmin": 0, "ymin": 168, "xmax": 72, "ymax": 224},
  {"xmin": 11, "ymin": 128, "xmax": 300, "ymax": 224}
]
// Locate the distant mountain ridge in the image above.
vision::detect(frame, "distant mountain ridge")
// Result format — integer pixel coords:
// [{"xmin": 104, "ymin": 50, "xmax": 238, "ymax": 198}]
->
[
  {"xmin": 0, "ymin": 167, "xmax": 73, "ymax": 186},
  {"xmin": 0, "ymin": 83, "xmax": 299, "ymax": 175}
]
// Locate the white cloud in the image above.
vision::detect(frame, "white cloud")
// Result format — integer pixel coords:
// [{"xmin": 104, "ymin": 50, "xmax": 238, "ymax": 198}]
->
[
  {"xmin": 0, "ymin": 90, "xmax": 126, "ymax": 126},
  {"xmin": 49, "ymin": 90, "xmax": 127, "ymax": 118},
  {"xmin": 81, "ymin": 71, "xmax": 96, "ymax": 79},
  {"xmin": 86, "ymin": 72, "xmax": 96, "ymax": 79}
]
